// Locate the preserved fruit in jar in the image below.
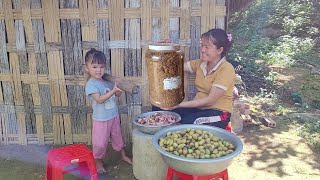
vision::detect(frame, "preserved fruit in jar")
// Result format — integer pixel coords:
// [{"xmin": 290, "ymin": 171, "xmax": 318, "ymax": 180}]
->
[{"xmin": 145, "ymin": 43, "xmax": 184, "ymax": 108}]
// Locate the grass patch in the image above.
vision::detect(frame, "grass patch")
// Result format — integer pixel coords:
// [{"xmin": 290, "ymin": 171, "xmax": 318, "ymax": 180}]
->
[{"xmin": 292, "ymin": 119, "xmax": 320, "ymax": 153}]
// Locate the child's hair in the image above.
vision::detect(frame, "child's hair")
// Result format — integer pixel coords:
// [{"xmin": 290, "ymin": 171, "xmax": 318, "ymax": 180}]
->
[
  {"xmin": 201, "ymin": 28, "xmax": 232, "ymax": 57},
  {"xmin": 85, "ymin": 48, "xmax": 107, "ymax": 65}
]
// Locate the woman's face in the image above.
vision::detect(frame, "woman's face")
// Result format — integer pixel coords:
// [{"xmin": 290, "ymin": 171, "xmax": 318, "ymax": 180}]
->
[{"xmin": 200, "ymin": 37, "xmax": 223, "ymax": 62}]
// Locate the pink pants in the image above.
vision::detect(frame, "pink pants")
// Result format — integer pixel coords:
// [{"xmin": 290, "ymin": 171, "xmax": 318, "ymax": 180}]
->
[{"xmin": 92, "ymin": 115, "xmax": 125, "ymax": 159}]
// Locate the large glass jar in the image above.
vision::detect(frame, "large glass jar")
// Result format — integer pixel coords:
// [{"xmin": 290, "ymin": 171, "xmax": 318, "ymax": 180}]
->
[{"xmin": 145, "ymin": 43, "xmax": 184, "ymax": 108}]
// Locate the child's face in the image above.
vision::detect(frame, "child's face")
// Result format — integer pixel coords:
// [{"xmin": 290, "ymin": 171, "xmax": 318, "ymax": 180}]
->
[{"xmin": 85, "ymin": 62, "xmax": 106, "ymax": 80}]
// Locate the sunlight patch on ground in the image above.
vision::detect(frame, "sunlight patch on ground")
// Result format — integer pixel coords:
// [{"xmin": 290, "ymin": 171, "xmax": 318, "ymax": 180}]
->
[{"xmin": 229, "ymin": 122, "xmax": 320, "ymax": 180}]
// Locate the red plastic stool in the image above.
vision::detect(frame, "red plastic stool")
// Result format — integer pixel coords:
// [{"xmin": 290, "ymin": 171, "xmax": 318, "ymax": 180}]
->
[
  {"xmin": 166, "ymin": 167, "xmax": 228, "ymax": 180},
  {"xmin": 166, "ymin": 124, "xmax": 231, "ymax": 180},
  {"xmin": 225, "ymin": 122, "xmax": 232, "ymax": 132},
  {"xmin": 46, "ymin": 144, "xmax": 98, "ymax": 180}
]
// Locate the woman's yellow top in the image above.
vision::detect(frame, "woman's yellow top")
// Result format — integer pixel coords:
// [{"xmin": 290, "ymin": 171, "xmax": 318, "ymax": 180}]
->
[{"xmin": 186, "ymin": 57, "xmax": 235, "ymax": 112}]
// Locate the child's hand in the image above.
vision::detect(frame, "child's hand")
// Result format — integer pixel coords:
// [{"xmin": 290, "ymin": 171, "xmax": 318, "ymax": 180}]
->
[
  {"xmin": 115, "ymin": 91, "xmax": 122, "ymax": 97},
  {"xmin": 112, "ymin": 82, "xmax": 123, "ymax": 94}
]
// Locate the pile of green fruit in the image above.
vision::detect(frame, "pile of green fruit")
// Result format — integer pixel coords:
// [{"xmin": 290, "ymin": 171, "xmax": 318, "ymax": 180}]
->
[{"xmin": 159, "ymin": 128, "xmax": 235, "ymax": 159}]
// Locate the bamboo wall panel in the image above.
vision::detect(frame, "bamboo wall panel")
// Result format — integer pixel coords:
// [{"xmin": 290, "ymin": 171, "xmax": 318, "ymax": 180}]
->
[{"xmin": 0, "ymin": 0, "xmax": 226, "ymax": 145}]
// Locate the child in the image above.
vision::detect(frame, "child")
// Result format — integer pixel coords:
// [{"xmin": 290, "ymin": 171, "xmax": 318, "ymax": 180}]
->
[{"xmin": 84, "ymin": 48, "xmax": 132, "ymax": 174}]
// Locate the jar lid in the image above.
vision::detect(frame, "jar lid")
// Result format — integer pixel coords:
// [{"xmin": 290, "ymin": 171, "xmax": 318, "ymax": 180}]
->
[{"xmin": 148, "ymin": 43, "xmax": 179, "ymax": 51}]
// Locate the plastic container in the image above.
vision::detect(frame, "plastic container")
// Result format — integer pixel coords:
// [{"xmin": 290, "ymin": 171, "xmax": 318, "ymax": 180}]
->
[
  {"xmin": 145, "ymin": 43, "xmax": 184, "ymax": 108},
  {"xmin": 132, "ymin": 111, "xmax": 181, "ymax": 135},
  {"xmin": 152, "ymin": 124, "xmax": 243, "ymax": 175},
  {"xmin": 230, "ymin": 109, "xmax": 243, "ymax": 133}
]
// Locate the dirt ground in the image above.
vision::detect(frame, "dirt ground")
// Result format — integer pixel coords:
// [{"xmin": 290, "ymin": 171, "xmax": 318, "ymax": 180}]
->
[{"xmin": 0, "ymin": 117, "xmax": 319, "ymax": 180}]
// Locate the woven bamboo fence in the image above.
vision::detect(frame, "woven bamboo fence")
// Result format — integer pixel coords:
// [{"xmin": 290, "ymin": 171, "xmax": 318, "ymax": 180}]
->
[{"xmin": 0, "ymin": 0, "xmax": 226, "ymax": 145}]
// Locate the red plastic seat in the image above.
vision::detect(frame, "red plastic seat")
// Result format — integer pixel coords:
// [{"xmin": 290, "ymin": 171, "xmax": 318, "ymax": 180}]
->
[
  {"xmin": 166, "ymin": 167, "xmax": 228, "ymax": 180},
  {"xmin": 46, "ymin": 144, "xmax": 98, "ymax": 180},
  {"xmin": 225, "ymin": 122, "xmax": 232, "ymax": 132},
  {"xmin": 166, "ymin": 124, "xmax": 231, "ymax": 180}
]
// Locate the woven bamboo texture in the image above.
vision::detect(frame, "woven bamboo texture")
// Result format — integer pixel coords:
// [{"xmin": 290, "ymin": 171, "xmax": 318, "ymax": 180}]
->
[{"xmin": 0, "ymin": 0, "xmax": 226, "ymax": 145}]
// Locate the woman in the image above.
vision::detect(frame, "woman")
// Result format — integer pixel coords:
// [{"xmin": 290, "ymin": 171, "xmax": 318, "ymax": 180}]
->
[{"xmin": 152, "ymin": 28, "xmax": 235, "ymax": 129}]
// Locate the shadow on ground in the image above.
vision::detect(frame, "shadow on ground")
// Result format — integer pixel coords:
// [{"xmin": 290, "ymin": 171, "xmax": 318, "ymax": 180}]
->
[{"xmin": 236, "ymin": 117, "xmax": 320, "ymax": 178}]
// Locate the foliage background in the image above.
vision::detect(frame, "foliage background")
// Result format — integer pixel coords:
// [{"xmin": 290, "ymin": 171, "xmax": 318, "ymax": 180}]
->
[{"xmin": 227, "ymin": 0, "xmax": 320, "ymax": 152}]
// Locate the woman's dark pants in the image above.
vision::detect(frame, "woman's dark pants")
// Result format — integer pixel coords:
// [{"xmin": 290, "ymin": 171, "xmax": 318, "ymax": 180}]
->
[{"xmin": 152, "ymin": 106, "xmax": 230, "ymax": 129}]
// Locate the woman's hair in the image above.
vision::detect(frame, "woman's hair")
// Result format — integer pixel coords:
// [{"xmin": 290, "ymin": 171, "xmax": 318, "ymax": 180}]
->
[
  {"xmin": 85, "ymin": 48, "xmax": 106, "ymax": 65},
  {"xmin": 201, "ymin": 29, "xmax": 232, "ymax": 57}
]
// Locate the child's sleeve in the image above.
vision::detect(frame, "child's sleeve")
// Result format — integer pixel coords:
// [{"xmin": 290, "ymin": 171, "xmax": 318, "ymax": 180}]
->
[{"xmin": 85, "ymin": 81, "xmax": 99, "ymax": 99}]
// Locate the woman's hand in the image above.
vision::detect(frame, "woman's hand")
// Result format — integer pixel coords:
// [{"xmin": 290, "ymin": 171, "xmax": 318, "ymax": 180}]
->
[{"xmin": 161, "ymin": 104, "xmax": 179, "ymax": 111}]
